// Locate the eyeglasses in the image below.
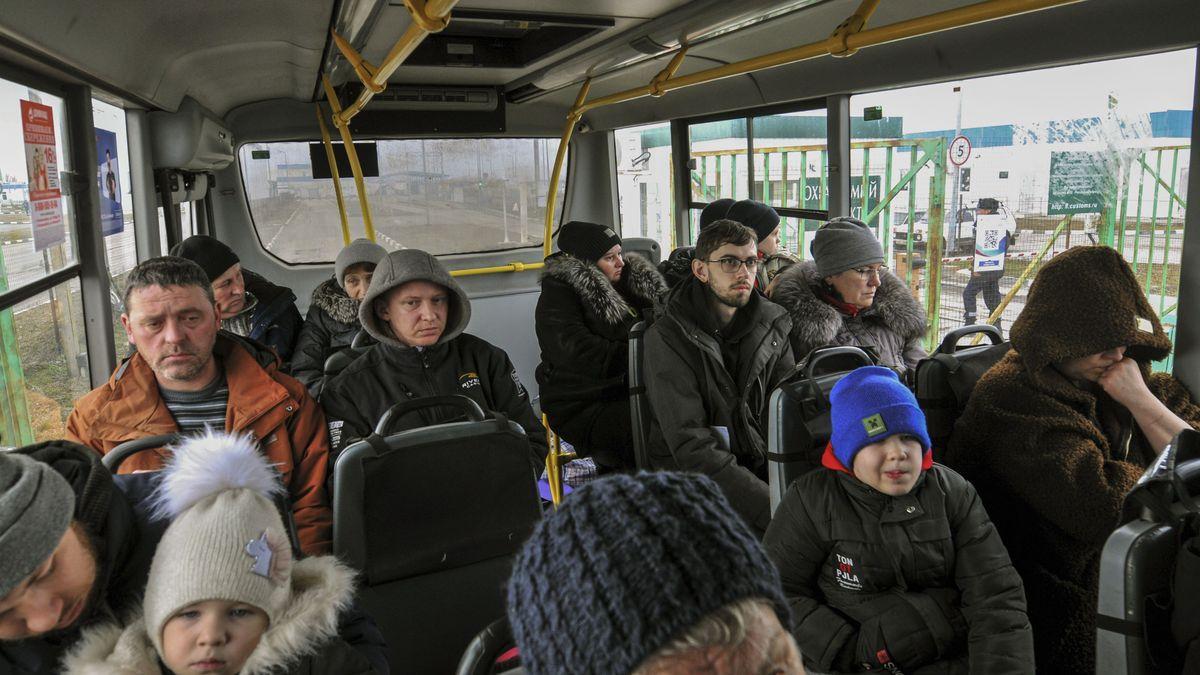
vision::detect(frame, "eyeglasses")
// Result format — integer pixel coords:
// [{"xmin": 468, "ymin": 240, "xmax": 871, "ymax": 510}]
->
[
  {"xmin": 706, "ymin": 257, "xmax": 760, "ymax": 274},
  {"xmin": 851, "ymin": 265, "xmax": 888, "ymax": 280}
]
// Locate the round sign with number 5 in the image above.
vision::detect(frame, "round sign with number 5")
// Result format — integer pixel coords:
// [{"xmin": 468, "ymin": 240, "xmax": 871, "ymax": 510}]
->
[{"xmin": 949, "ymin": 135, "xmax": 971, "ymax": 166}]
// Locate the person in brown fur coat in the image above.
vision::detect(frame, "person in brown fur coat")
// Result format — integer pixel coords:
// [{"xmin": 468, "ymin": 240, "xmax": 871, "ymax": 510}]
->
[{"xmin": 945, "ymin": 245, "xmax": 1200, "ymax": 675}]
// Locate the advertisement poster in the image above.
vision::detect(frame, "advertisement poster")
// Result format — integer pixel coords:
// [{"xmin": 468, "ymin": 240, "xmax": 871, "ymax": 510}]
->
[
  {"xmin": 20, "ymin": 99, "xmax": 65, "ymax": 251},
  {"xmin": 973, "ymin": 213, "xmax": 1009, "ymax": 273},
  {"xmin": 95, "ymin": 128, "xmax": 123, "ymax": 235}
]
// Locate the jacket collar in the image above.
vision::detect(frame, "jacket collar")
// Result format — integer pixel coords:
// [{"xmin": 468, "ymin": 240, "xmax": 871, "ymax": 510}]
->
[
  {"xmin": 542, "ymin": 252, "xmax": 667, "ymax": 325},
  {"xmin": 61, "ymin": 557, "xmax": 358, "ymax": 675},
  {"xmin": 310, "ymin": 277, "xmax": 360, "ymax": 325},
  {"xmin": 821, "ymin": 442, "xmax": 933, "ymax": 515},
  {"xmin": 88, "ymin": 334, "xmax": 292, "ymax": 441},
  {"xmin": 770, "ymin": 260, "xmax": 927, "ymax": 351}
]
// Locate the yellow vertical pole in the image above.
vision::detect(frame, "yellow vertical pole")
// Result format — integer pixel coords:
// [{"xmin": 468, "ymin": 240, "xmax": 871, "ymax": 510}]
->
[
  {"xmin": 321, "ymin": 75, "xmax": 377, "ymax": 243},
  {"xmin": 542, "ymin": 79, "xmax": 591, "ymax": 258},
  {"xmin": 315, "ymin": 103, "xmax": 352, "ymax": 246}
]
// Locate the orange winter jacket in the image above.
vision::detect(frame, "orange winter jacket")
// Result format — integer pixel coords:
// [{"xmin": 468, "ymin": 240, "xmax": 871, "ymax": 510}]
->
[{"xmin": 66, "ymin": 333, "xmax": 332, "ymax": 555}]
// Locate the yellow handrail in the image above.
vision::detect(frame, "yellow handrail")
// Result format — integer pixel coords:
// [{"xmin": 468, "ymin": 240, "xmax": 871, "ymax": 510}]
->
[
  {"xmin": 570, "ymin": 0, "xmax": 1084, "ymax": 117},
  {"xmin": 450, "ymin": 261, "xmax": 544, "ymax": 278},
  {"xmin": 321, "ymin": 74, "xmax": 377, "ymax": 243},
  {"xmin": 541, "ymin": 79, "xmax": 592, "ymax": 258},
  {"xmin": 331, "ymin": 0, "xmax": 457, "ymax": 126},
  {"xmin": 314, "ymin": 104, "xmax": 352, "ymax": 246}
]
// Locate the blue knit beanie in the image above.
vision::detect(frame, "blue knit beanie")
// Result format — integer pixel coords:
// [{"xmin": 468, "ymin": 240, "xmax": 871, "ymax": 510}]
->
[
  {"xmin": 830, "ymin": 367, "xmax": 930, "ymax": 470},
  {"xmin": 506, "ymin": 472, "xmax": 790, "ymax": 675}
]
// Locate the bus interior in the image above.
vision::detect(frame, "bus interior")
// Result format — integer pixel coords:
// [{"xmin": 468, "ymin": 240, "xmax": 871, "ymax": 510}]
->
[{"xmin": 0, "ymin": 0, "xmax": 1198, "ymax": 672}]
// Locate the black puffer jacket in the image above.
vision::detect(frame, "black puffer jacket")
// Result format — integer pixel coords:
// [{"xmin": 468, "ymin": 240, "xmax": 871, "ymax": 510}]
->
[
  {"xmin": 764, "ymin": 460, "xmax": 1033, "ymax": 674},
  {"xmin": 770, "ymin": 260, "xmax": 927, "ymax": 373},
  {"xmin": 535, "ymin": 253, "xmax": 665, "ymax": 438},
  {"xmin": 657, "ymin": 246, "xmax": 696, "ymax": 288},
  {"xmin": 320, "ymin": 249, "xmax": 546, "ymax": 467},
  {"xmin": 224, "ymin": 269, "xmax": 303, "ymax": 365},
  {"xmin": 292, "ymin": 278, "xmax": 369, "ymax": 397},
  {"xmin": 644, "ymin": 276, "xmax": 794, "ymax": 534}
]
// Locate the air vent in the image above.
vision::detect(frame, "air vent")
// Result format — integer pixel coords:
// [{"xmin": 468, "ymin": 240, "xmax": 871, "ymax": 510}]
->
[
  {"xmin": 403, "ymin": 10, "xmax": 614, "ymax": 69},
  {"xmin": 360, "ymin": 85, "xmax": 499, "ymax": 111}
]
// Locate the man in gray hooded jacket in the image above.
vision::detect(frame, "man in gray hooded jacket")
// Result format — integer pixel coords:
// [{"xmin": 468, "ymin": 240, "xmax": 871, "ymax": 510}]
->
[{"xmin": 320, "ymin": 249, "xmax": 546, "ymax": 466}]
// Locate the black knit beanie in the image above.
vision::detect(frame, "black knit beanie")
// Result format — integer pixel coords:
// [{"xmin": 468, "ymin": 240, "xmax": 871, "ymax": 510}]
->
[
  {"xmin": 556, "ymin": 221, "xmax": 622, "ymax": 263},
  {"xmin": 170, "ymin": 235, "xmax": 240, "ymax": 282},
  {"xmin": 699, "ymin": 198, "xmax": 735, "ymax": 230},
  {"xmin": 726, "ymin": 199, "xmax": 781, "ymax": 242},
  {"xmin": 507, "ymin": 472, "xmax": 791, "ymax": 675}
]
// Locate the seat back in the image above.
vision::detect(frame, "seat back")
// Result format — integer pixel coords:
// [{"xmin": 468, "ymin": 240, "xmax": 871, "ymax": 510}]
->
[
  {"xmin": 913, "ymin": 325, "xmax": 1009, "ymax": 459},
  {"xmin": 622, "ymin": 237, "xmax": 662, "ymax": 265},
  {"xmin": 103, "ymin": 433, "xmax": 182, "ymax": 472},
  {"xmin": 767, "ymin": 346, "xmax": 875, "ymax": 513},
  {"xmin": 334, "ymin": 395, "xmax": 542, "ymax": 674},
  {"xmin": 323, "ymin": 329, "xmax": 372, "ymax": 381},
  {"xmin": 1097, "ymin": 430, "xmax": 1200, "ymax": 674},
  {"xmin": 456, "ymin": 617, "xmax": 520, "ymax": 675},
  {"xmin": 628, "ymin": 321, "xmax": 651, "ymax": 469}
]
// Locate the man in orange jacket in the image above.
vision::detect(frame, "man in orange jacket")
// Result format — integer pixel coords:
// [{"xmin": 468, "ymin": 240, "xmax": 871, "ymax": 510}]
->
[{"xmin": 66, "ymin": 256, "xmax": 332, "ymax": 556}]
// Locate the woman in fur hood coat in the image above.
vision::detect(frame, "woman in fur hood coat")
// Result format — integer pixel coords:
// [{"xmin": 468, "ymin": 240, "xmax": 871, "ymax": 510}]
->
[
  {"xmin": 946, "ymin": 246, "xmax": 1200, "ymax": 675},
  {"xmin": 291, "ymin": 239, "xmax": 385, "ymax": 397},
  {"xmin": 61, "ymin": 432, "xmax": 375, "ymax": 675},
  {"xmin": 535, "ymin": 221, "xmax": 667, "ymax": 470},
  {"xmin": 769, "ymin": 218, "xmax": 927, "ymax": 373}
]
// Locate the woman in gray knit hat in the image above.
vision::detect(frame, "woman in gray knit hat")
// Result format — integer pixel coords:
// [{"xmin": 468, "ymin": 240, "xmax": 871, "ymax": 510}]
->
[
  {"xmin": 291, "ymin": 238, "xmax": 387, "ymax": 396},
  {"xmin": 769, "ymin": 217, "xmax": 928, "ymax": 374}
]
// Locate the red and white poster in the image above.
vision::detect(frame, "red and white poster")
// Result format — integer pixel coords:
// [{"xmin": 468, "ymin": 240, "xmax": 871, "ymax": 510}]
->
[{"xmin": 20, "ymin": 99, "xmax": 65, "ymax": 251}]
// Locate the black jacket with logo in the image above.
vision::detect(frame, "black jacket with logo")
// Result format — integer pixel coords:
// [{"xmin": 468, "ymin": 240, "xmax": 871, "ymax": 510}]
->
[
  {"xmin": 644, "ymin": 275, "xmax": 794, "ymax": 534},
  {"xmin": 320, "ymin": 335, "xmax": 546, "ymax": 465},
  {"xmin": 763, "ymin": 461, "xmax": 1033, "ymax": 674}
]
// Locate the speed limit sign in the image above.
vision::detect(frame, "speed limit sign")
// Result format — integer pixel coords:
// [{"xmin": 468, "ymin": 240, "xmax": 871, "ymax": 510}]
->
[{"xmin": 949, "ymin": 135, "xmax": 971, "ymax": 166}]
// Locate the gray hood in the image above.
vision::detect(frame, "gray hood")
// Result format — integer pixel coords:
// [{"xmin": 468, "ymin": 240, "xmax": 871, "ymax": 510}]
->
[{"xmin": 358, "ymin": 249, "xmax": 472, "ymax": 349}]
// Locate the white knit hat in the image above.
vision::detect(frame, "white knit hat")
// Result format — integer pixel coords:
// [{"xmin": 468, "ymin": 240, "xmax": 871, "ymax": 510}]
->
[{"xmin": 141, "ymin": 431, "xmax": 293, "ymax": 657}]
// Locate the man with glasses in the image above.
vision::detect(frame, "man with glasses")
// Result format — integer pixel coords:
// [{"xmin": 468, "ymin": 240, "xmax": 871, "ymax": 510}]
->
[{"xmin": 643, "ymin": 220, "xmax": 794, "ymax": 535}]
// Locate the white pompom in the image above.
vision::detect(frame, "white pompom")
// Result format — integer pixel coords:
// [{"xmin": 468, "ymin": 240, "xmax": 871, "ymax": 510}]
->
[{"xmin": 148, "ymin": 429, "xmax": 284, "ymax": 521}]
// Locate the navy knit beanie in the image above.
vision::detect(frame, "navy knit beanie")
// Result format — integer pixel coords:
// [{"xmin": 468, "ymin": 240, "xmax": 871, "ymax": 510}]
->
[
  {"xmin": 698, "ymin": 198, "xmax": 735, "ymax": 230},
  {"xmin": 556, "ymin": 221, "xmax": 622, "ymax": 263},
  {"xmin": 830, "ymin": 367, "xmax": 931, "ymax": 470},
  {"xmin": 507, "ymin": 472, "xmax": 790, "ymax": 675},
  {"xmin": 726, "ymin": 199, "xmax": 781, "ymax": 243}
]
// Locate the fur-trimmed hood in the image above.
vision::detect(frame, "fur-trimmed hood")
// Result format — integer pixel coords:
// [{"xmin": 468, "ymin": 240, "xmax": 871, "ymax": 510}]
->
[
  {"xmin": 541, "ymin": 251, "xmax": 667, "ymax": 326},
  {"xmin": 61, "ymin": 556, "xmax": 358, "ymax": 675},
  {"xmin": 310, "ymin": 277, "xmax": 361, "ymax": 326},
  {"xmin": 770, "ymin": 260, "xmax": 927, "ymax": 364}
]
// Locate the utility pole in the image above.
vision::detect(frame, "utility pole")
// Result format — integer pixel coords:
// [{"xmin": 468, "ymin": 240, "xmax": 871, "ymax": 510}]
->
[{"xmin": 950, "ymin": 85, "xmax": 964, "ymax": 241}]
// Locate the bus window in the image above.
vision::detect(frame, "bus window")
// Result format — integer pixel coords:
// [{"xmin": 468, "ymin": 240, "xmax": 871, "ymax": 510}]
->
[
  {"xmin": 852, "ymin": 49, "xmax": 1194, "ymax": 355},
  {"xmin": 92, "ymin": 98, "xmax": 136, "ymax": 357},
  {"xmin": 239, "ymin": 138, "xmax": 565, "ymax": 263},
  {"xmin": 615, "ymin": 122, "xmax": 674, "ymax": 254},
  {"xmin": 751, "ymin": 108, "xmax": 827, "ymax": 259},
  {"xmin": 0, "ymin": 76, "xmax": 88, "ymax": 443},
  {"xmin": 689, "ymin": 117, "xmax": 750, "ymax": 213}
]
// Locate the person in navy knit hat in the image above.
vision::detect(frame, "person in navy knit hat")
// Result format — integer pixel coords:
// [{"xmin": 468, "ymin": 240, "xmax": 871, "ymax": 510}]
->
[
  {"xmin": 507, "ymin": 471, "xmax": 803, "ymax": 675},
  {"xmin": 764, "ymin": 367, "xmax": 1033, "ymax": 674}
]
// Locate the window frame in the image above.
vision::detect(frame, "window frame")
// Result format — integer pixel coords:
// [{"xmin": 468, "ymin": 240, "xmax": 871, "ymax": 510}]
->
[{"xmin": 235, "ymin": 136, "xmax": 572, "ymax": 266}]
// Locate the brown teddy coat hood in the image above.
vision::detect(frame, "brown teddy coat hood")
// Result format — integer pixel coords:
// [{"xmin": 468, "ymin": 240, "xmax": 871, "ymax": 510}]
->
[{"xmin": 946, "ymin": 245, "xmax": 1200, "ymax": 675}]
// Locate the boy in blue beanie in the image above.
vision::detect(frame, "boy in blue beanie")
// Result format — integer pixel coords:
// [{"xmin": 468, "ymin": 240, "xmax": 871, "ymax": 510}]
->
[{"xmin": 763, "ymin": 366, "xmax": 1033, "ymax": 674}]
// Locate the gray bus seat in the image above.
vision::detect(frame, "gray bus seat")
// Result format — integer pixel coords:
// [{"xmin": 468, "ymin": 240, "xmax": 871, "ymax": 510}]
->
[
  {"xmin": 102, "ymin": 433, "xmax": 182, "ymax": 472},
  {"xmin": 103, "ymin": 432, "xmax": 302, "ymax": 558},
  {"xmin": 333, "ymin": 395, "xmax": 542, "ymax": 674},
  {"xmin": 622, "ymin": 237, "xmax": 662, "ymax": 265},
  {"xmin": 913, "ymin": 324, "xmax": 1010, "ymax": 459},
  {"xmin": 1097, "ymin": 429, "xmax": 1200, "ymax": 674},
  {"xmin": 768, "ymin": 346, "xmax": 875, "ymax": 514},
  {"xmin": 322, "ymin": 328, "xmax": 373, "ymax": 381},
  {"xmin": 628, "ymin": 320, "xmax": 651, "ymax": 469}
]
